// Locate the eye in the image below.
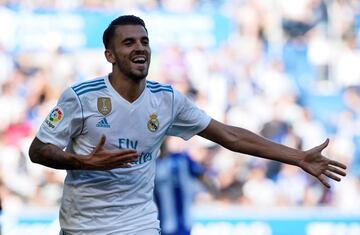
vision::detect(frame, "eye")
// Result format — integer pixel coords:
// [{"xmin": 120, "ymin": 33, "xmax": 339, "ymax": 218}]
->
[
  {"xmin": 123, "ymin": 39, "xmax": 134, "ymax": 46},
  {"xmin": 142, "ymin": 38, "xmax": 149, "ymax": 46}
]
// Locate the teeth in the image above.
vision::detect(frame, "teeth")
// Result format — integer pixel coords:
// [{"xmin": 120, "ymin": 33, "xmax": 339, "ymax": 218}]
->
[
  {"xmin": 132, "ymin": 58, "xmax": 146, "ymax": 64},
  {"xmin": 132, "ymin": 57, "xmax": 146, "ymax": 63}
]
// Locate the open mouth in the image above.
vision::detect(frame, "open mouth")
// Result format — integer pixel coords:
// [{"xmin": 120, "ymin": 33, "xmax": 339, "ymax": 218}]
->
[{"xmin": 131, "ymin": 56, "xmax": 146, "ymax": 64}]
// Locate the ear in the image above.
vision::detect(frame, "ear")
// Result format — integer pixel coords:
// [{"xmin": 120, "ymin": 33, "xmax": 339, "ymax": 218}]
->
[{"xmin": 104, "ymin": 49, "xmax": 116, "ymax": 64}]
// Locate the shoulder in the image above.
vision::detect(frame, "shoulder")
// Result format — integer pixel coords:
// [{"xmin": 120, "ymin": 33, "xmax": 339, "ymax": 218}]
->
[
  {"xmin": 145, "ymin": 80, "xmax": 190, "ymax": 104},
  {"xmin": 71, "ymin": 77, "xmax": 107, "ymax": 97},
  {"xmin": 146, "ymin": 80, "xmax": 173, "ymax": 94}
]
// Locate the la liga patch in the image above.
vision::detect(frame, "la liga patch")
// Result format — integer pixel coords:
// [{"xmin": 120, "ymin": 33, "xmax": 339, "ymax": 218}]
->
[{"xmin": 45, "ymin": 106, "xmax": 64, "ymax": 129}]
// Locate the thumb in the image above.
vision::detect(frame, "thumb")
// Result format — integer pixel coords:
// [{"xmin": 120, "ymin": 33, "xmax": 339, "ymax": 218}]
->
[
  {"xmin": 317, "ymin": 138, "xmax": 329, "ymax": 152},
  {"xmin": 94, "ymin": 135, "xmax": 106, "ymax": 153}
]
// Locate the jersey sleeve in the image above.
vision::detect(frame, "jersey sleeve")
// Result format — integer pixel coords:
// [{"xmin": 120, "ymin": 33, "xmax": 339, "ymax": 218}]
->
[
  {"xmin": 36, "ymin": 87, "xmax": 83, "ymax": 149},
  {"xmin": 166, "ymin": 90, "xmax": 211, "ymax": 140}
]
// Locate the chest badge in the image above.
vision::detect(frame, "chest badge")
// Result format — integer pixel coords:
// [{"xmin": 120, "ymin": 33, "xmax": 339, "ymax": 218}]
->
[
  {"xmin": 97, "ymin": 97, "xmax": 112, "ymax": 116},
  {"xmin": 147, "ymin": 113, "xmax": 160, "ymax": 132}
]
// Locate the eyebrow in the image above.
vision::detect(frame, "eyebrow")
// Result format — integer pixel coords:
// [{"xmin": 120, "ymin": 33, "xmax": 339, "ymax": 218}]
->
[{"xmin": 121, "ymin": 36, "xmax": 149, "ymax": 43}]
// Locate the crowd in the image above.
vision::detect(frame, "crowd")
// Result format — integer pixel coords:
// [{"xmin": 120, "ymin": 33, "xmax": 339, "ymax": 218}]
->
[
  {"xmin": 0, "ymin": 0, "xmax": 360, "ymax": 216},
  {"xmin": 0, "ymin": 0, "xmax": 221, "ymax": 11}
]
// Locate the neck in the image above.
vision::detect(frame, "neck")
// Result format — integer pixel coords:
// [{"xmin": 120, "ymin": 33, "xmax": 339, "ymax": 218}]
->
[{"xmin": 108, "ymin": 72, "xmax": 145, "ymax": 103}]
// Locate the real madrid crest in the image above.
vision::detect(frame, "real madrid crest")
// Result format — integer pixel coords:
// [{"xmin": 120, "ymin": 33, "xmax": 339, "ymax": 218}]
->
[
  {"xmin": 147, "ymin": 113, "xmax": 160, "ymax": 132},
  {"xmin": 97, "ymin": 97, "xmax": 112, "ymax": 116}
]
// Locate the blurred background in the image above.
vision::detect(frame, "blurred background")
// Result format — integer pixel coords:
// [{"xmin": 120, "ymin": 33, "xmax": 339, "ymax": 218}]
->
[{"xmin": 0, "ymin": 0, "xmax": 360, "ymax": 234}]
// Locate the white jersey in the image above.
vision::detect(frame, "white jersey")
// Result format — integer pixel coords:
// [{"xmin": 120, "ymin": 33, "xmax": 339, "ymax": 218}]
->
[{"xmin": 36, "ymin": 75, "xmax": 211, "ymax": 235}]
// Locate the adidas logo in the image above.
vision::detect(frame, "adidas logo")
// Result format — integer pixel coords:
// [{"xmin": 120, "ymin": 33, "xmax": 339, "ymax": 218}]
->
[{"xmin": 96, "ymin": 118, "xmax": 110, "ymax": 128}]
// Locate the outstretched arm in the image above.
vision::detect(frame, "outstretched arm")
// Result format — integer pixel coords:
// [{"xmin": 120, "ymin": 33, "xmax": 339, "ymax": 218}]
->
[
  {"xmin": 28, "ymin": 136, "xmax": 139, "ymax": 170},
  {"xmin": 198, "ymin": 119, "xmax": 347, "ymax": 188}
]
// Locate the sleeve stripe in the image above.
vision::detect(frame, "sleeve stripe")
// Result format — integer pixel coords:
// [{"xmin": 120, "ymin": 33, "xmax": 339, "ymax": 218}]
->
[
  {"xmin": 73, "ymin": 80, "xmax": 106, "ymax": 92},
  {"xmin": 146, "ymin": 83, "xmax": 172, "ymax": 89},
  {"xmin": 73, "ymin": 81, "xmax": 106, "ymax": 92},
  {"xmin": 74, "ymin": 85, "xmax": 108, "ymax": 96},
  {"xmin": 147, "ymin": 87, "xmax": 173, "ymax": 93},
  {"xmin": 70, "ymin": 88, "xmax": 85, "ymax": 135},
  {"xmin": 146, "ymin": 80, "xmax": 171, "ymax": 87},
  {"xmin": 146, "ymin": 80, "xmax": 159, "ymax": 85},
  {"xmin": 146, "ymin": 80, "xmax": 173, "ymax": 93}
]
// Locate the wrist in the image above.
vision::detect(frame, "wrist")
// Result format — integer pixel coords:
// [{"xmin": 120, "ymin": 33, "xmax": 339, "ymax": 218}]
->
[
  {"xmin": 293, "ymin": 150, "xmax": 306, "ymax": 167},
  {"xmin": 65, "ymin": 153, "xmax": 87, "ymax": 170}
]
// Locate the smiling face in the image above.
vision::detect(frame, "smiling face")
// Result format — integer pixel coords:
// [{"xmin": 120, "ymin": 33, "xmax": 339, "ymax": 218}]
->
[{"xmin": 105, "ymin": 24, "xmax": 151, "ymax": 82}]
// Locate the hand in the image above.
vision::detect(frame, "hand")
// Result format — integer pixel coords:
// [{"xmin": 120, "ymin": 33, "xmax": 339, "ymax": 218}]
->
[
  {"xmin": 298, "ymin": 139, "xmax": 347, "ymax": 188},
  {"xmin": 81, "ymin": 135, "xmax": 139, "ymax": 170}
]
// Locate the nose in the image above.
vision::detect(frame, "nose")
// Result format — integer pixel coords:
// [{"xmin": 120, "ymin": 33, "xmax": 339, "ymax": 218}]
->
[{"xmin": 134, "ymin": 41, "xmax": 145, "ymax": 51}]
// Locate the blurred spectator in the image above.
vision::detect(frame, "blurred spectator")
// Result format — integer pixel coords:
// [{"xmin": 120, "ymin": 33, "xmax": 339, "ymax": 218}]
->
[
  {"xmin": 333, "ymin": 32, "xmax": 360, "ymax": 88},
  {"xmin": 241, "ymin": 160, "xmax": 277, "ymax": 207},
  {"xmin": 276, "ymin": 164, "xmax": 308, "ymax": 206},
  {"xmin": 216, "ymin": 164, "xmax": 244, "ymax": 204},
  {"xmin": 293, "ymin": 108, "xmax": 327, "ymax": 150},
  {"xmin": 154, "ymin": 137, "xmax": 219, "ymax": 235},
  {"xmin": 0, "ymin": 45, "xmax": 13, "ymax": 85}
]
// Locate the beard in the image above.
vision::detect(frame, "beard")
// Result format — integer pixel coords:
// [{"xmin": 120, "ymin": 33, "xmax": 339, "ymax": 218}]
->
[{"xmin": 115, "ymin": 57, "xmax": 149, "ymax": 83}]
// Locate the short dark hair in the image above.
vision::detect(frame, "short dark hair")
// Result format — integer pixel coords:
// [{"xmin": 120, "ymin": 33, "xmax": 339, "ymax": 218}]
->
[{"xmin": 102, "ymin": 15, "xmax": 147, "ymax": 49}]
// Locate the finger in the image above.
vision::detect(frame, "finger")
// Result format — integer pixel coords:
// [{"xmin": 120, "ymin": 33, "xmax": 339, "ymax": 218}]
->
[
  {"xmin": 318, "ymin": 174, "xmax": 331, "ymax": 188},
  {"xmin": 318, "ymin": 138, "xmax": 329, "ymax": 151},
  {"xmin": 112, "ymin": 151, "xmax": 139, "ymax": 161},
  {"xmin": 93, "ymin": 135, "xmax": 106, "ymax": 154},
  {"xmin": 102, "ymin": 164, "xmax": 131, "ymax": 170},
  {"xmin": 119, "ymin": 163, "xmax": 132, "ymax": 168},
  {"xmin": 114, "ymin": 152, "xmax": 139, "ymax": 161},
  {"xmin": 94, "ymin": 135, "xmax": 106, "ymax": 152},
  {"xmin": 323, "ymin": 170, "xmax": 341, "ymax": 182},
  {"xmin": 328, "ymin": 165, "xmax": 346, "ymax": 176},
  {"xmin": 121, "ymin": 155, "xmax": 139, "ymax": 163},
  {"xmin": 329, "ymin": 160, "xmax": 347, "ymax": 170},
  {"xmin": 117, "ymin": 149, "xmax": 138, "ymax": 154}
]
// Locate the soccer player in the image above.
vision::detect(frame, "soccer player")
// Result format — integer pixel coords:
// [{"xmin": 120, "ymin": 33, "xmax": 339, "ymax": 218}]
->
[
  {"xmin": 154, "ymin": 137, "xmax": 219, "ymax": 235},
  {"xmin": 28, "ymin": 15, "xmax": 347, "ymax": 235}
]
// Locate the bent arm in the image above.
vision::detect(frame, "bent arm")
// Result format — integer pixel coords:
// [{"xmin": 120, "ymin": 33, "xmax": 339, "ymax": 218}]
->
[
  {"xmin": 28, "ymin": 136, "xmax": 138, "ymax": 170},
  {"xmin": 29, "ymin": 137, "xmax": 83, "ymax": 170}
]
